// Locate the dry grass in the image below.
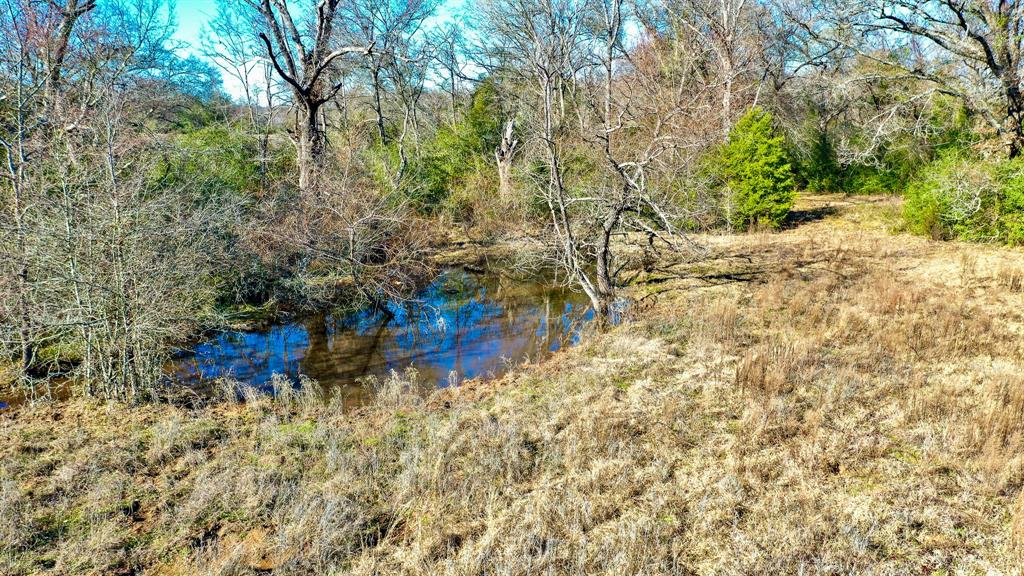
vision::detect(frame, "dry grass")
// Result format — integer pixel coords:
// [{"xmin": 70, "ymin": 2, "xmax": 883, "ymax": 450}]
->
[
  {"xmin": 3, "ymin": 195, "xmax": 1024, "ymax": 575},
  {"xmin": 997, "ymin": 266, "xmax": 1024, "ymax": 293}
]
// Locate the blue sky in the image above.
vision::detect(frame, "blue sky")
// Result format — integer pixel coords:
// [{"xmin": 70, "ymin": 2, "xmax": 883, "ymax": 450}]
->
[
  {"xmin": 171, "ymin": 0, "xmax": 467, "ymax": 51},
  {"xmin": 172, "ymin": 0, "xmax": 217, "ymax": 52}
]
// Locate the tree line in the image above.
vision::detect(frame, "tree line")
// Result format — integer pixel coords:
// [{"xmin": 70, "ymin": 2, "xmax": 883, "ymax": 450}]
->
[{"xmin": 3, "ymin": 0, "xmax": 1023, "ymax": 401}]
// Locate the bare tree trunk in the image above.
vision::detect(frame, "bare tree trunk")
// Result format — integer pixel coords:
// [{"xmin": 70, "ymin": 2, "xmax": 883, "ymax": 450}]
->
[
  {"xmin": 45, "ymin": 0, "xmax": 97, "ymax": 113},
  {"xmin": 594, "ymin": 206, "xmax": 623, "ymax": 319},
  {"xmin": 297, "ymin": 100, "xmax": 327, "ymax": 190},
  {"xmin": 1005, "ymin": 79, "xmax": 1024, "ymax": 159},
  {"xmin": 495, "ymin": 119, "xmax": 518, "ymax": 199},
  {"xmin": 592, "ymin": 0, "xmax": 624, "ymax": 320},
  {"xmin": 372, "ymin": 66, "xmax": 388, "ymax": 144}
]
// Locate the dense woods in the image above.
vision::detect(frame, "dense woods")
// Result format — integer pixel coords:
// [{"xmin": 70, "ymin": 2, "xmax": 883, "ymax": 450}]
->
[{"xmin": 4, "ymin": 0, "xmax": 1024, "ymax": 402}]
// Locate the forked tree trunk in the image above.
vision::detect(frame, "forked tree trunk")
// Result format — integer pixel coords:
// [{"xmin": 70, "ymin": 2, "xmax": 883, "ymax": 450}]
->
[
  {"xmin": 592, "ymin": 205, "xmax": 623, "ymax": 322},
  {"xmin": 253, "ymin": 0, "xmax": 368, "ymax": 191}
]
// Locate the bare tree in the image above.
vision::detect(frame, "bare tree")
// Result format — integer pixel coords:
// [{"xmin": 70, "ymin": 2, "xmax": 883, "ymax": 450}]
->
[
  {"xmin": 476, "ymin": 0, "xmax": 593, "ymax": 304},
  {"xmin": 386, "ymin": 28, "xmax": 436, "ymax": 187},
  {"xmin": 246, "ymin": 0, "xmax": 370, "ymax": 189},
  {"xmin": 43, "ymin": 0, "xmax": 98, "ymax": 112},
  {"xmin": 668, "ymin": 0, "xmax": 764, "ymax": 138},
  {"xmin": 59, "ymin": 100, "xmax": 224, "ymax": 400},
  {"xmin": 430, "ymin": 23, "xmax": 468, "ymax": 125},
  {"xmin": 340, "ymin": 0, "xmax": 440, "ymax": 145},
  {"xmin": 203, "ymin": 0, "xmax": 284, "ymax": 186},
  {"xmin": 476, "ymin": 0, "xmax": 702, "ymax": 319},
  {"xmin": 0, "ymin": 0, "xmax": 46, "ymax": 393}
]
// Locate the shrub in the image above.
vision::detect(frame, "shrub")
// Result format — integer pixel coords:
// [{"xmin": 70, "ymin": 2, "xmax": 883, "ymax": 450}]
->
[
  {"xmin": 904, "ymin": 152, "xmax": 996, "ymax": 241},
  {"xmin": 155, "ymin": 124, "xmax": 273, "ymax": 201},
  {"xmin": 713, "ymin": 107, "xmax": 796, "ymax": 229},
  {"xmin": 800, "ymin": 130, "xmax": 842, "ymax": 193},
  {"xmin": 904, "ymin": 152, "xmax": 1024, "ymax": 245},
  {"xmin": 794, "ymin": 129, "xmax": 914, "ymax": 196},
  {"xmin": 792, "ymin": 97, "xmax": 973, "ymax": 197},
  {"xmin": 841, "ymin": 163, "xmax": 907, "ymax": 195},
  {"xmin": 995, "ymin": 159, "xmax": 1024, "ymax": 245}
]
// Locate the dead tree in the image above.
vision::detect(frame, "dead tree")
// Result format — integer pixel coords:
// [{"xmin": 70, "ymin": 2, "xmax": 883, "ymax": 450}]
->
[{"xmin": 495, "ymin": 118, "xmax": 520, "ymax": 199}]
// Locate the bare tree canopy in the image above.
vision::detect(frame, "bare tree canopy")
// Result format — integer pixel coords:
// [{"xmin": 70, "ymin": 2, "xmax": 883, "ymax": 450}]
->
[
  {"xmin": 790, "ymin": 0, "xmax": 1024, "ymax": 157},
  {"xmin": 245, "ymin": 0, "xmax": 370, "ymax": 189}
]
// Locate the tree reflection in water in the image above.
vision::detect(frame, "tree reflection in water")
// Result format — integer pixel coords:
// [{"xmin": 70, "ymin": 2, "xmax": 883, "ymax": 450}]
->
[{"xmin": 170, "ymin": 269, "xmax": 594, "ymax": 404}]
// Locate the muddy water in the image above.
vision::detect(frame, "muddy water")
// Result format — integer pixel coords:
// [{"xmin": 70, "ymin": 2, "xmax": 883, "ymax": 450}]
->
[{"xmin": 169, "ymin": 268, "xmax": 595, "ymax": 404}]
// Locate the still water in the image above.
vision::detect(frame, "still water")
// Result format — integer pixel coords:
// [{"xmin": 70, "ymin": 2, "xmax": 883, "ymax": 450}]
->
[{"xmin": 169, "ymin": 268, "xmax": 594, "ymax": 403}]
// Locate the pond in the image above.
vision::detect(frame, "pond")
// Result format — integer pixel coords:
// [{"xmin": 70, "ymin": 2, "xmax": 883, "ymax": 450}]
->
[{"xmin": 169, "ymin": 268, "xmax": 596, "ymax": 405}]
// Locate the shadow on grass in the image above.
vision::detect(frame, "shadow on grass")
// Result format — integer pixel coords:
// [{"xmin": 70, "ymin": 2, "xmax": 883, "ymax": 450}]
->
[{"xmin": 782, "ymin": 204, "xmax": 838, "ymax": 230}]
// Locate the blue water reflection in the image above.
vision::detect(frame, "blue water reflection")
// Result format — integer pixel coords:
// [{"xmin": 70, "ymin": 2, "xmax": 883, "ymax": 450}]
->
[{"xmin": 170, "ymin": 269, "xmax": 594, "ymax": 402}]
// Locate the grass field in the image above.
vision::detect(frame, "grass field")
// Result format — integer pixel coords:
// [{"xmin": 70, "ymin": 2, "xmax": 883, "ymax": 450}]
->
[{"xmin": 3, "ymin": 195, "xmax": 1024, "ymax": 575}]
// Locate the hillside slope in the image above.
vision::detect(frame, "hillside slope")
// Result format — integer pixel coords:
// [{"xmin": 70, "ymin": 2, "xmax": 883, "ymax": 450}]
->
[{"xmin": 3, "ymin": 195, "xmax": 1024, "ymax": 575}]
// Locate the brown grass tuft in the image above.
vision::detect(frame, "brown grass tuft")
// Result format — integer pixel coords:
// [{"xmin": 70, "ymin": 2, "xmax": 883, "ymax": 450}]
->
[
  {"xmin": 997, "ymin": 265, "xmax": 1024, "ymax": 293},
  {"xmin": 734, "ymin": 341, "xmax": 806, "ymax": 400},
  {"xmin": 971, "ymin": 372, "xmax": 1024, "ymax": 484}
]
